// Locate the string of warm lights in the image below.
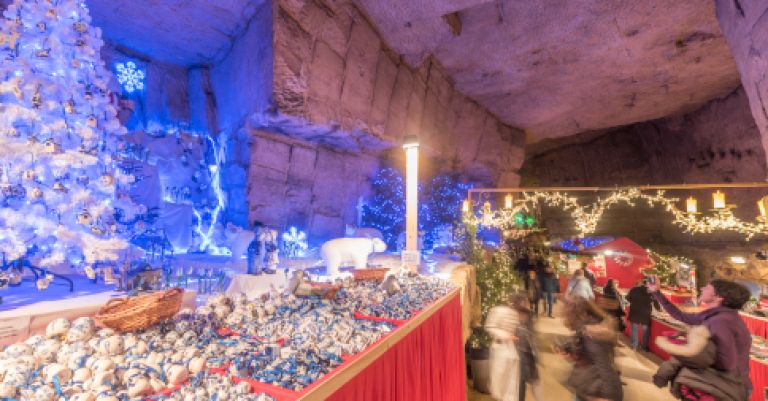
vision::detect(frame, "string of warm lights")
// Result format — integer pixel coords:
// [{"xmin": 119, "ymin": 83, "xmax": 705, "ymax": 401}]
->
[{"xmin": 463, "ymin": 187, "xmax": 768, "ymax": 240}]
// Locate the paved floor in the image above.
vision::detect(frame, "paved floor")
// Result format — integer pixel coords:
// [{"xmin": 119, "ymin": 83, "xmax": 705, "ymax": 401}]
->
[{"xmin": 467, "ymin": 307, "xmax": 678, "ymax": 401}]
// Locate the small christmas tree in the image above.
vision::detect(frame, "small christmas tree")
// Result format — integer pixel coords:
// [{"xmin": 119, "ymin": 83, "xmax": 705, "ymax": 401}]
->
[
  {"xmin": 361, "ymin": 168, "xmax": 405, "ymax": 247},
  {"xmin": 0, "ymin": 0, "xmax": 133, "ymax": 271}
]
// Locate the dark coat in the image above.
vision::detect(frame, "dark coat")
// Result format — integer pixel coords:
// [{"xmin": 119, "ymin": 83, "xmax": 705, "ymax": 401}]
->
[
  {"xmin": 525, "ymin": 276, "xmax": 542, "ymax": 301},
  {"xmin": 653, "ymin": 326, "xmax": 747, "ymax": 401},
  {"xmin": 565, "ymin": 320, "xmax": 623, "ymax": 401},
  {"xmin": 540, "ymin": 272, "xmax": 560, "ymax": 293},
  {"xmin": 626, "ymin": 285, "xmax": 658, "ymax": 325}
]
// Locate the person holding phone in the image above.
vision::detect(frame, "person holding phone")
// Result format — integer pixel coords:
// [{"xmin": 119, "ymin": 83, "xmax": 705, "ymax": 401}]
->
[
  {"xmin": 626, "ymin": 278, "xmax": 659, "ymax": 352},
  {"xmin": 646, "ymin": 275, "xmax": 753, "ymax": 396}
]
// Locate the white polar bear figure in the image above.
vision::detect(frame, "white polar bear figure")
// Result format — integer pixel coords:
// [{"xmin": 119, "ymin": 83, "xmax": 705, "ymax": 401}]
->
[{"xmin": 321, "ymin": 237, "xmax": 387, "ymax": 276}]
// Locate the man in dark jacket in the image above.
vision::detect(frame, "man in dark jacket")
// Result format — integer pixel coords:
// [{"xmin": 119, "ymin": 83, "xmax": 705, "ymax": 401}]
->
[
  {"xmin": 647, "ymin": 276, "xmax": 752, "ymax": 395},
  {"xmin": 580, "ymin": 262, "xmax": 597, "ymax": 288},
  {"xmin": 626, "ymin": 279, "xmax": 659, "ymax": 352},
  {"xmin": 539, "ymin": 266, "xmax": 559, "ymax": 318}
]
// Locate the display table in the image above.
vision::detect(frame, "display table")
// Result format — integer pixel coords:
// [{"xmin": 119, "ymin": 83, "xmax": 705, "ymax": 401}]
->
[
  {"xmin": 742, "ymin": 312, "xmax": 768, "ymax": 338},
  {"xmin": 749, "ymin": 358, "xmax": 768, "ymax": 401},
  {"xmin": 660, "ymin": 289, "xmax": 694, "ymax": 305},
  {"xmin": 216, "ymin": 288, "xmax": 465, "ymax": 401},
  {"xmin": 0, "ymin": 290, "xmax": 197, "ymax": 346}
]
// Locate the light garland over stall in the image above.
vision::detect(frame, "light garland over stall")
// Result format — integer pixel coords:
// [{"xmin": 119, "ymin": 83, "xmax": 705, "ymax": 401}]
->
[{"xmin": 464, "ymin": 183, "xmax": 768, "ymax": 240}]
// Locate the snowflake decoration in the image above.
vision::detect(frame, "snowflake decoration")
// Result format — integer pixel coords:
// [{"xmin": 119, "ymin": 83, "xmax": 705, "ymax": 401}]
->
[
  {"xmin": 281, "ymin": 227, "xmax": 308, "ymax": 258},
  {"xmin": 115, "ymin": 61, "xmax": 145, "ymax": 93}
]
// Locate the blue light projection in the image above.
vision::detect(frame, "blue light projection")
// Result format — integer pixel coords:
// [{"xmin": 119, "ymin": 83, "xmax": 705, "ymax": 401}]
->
[
  {"xmin": 115, "ymin": 61, "xmax": 145, "ymax": 93},
  {"xmin": 556, "ymin": 236, "xmax": 612, "ymax": 252},
  {"xmin": 193, "ymin": 133, "xmax": 227, "ymax": 253}
]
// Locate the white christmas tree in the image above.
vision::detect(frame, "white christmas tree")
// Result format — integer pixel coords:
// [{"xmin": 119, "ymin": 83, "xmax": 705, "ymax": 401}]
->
[{"xmin": 0, "ymin": 0, "xmax": 135, "ymax": 270}]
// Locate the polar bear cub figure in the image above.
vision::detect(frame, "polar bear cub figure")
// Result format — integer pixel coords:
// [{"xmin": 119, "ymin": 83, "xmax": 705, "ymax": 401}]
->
[{"xmin": 321, "ymin": 237, "xmax": 387, "ymax": 276}]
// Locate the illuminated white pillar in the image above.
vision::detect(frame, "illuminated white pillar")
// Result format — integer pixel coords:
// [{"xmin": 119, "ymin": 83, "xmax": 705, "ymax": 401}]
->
[{"xmin": 402, "ymin": 135, "xmax": 420, "ymax": 272}]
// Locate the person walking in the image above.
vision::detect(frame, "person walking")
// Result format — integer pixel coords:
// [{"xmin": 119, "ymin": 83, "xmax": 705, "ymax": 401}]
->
[
  {"xmin": 567, "ymin": 269, "xmax": 595, "ymax": 300},
  {"xmin": 625, "ymin": 279, "xmax": 658, "ymax": 352},
  {"xmin": 510, "ymin": 293, "xmax": 542, "ymax": 401},
  {"xmin": 556, "ymin": 296, "xmax": 623, "ymax": 401},
  {"xmin": 485, "ymin": 300, "xmax": 521, "ymax": 401},
  {"xmin": 525, "ymin": 270, "xmax": 543, "ymax": 317},
  {"xmin": 581, "ymin": 262, "xmax": 597, "ymax": 288},
  {"xmin": 647, "ymin": 275, "xmax": 753, "ymax": 395},
  {"xmin": 600, "ymin": 279, "xmax": 626, "ymax": 333},
  {"xmin": 540, "ymin": 266, "xmax": 559, "ymax": 318}
]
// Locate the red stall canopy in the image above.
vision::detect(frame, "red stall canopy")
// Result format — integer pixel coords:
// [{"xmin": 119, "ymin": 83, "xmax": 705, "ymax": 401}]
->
[{"xmin": 587, "ymin": 237, "xmax": 650, "ymax": 288}]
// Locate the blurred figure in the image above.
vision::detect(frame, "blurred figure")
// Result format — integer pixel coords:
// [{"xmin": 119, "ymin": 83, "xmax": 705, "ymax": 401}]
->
[
  {"xmin": 510, "ymin": 293, "xmax": 543, "ymax": 401},
  {"xmin": 600, "ymin": 279, "xmax": 626, "ymax": 333},
  {"xmin": 567, "ymin": 269, "xmax": 595, "ymax": 300},
  {"xmin": 647, "ymin": 276, "xmax": 752, "ymax": 395},
  {"xmin": 556, "ymin": 296, "xmax": 623, "ymax": 401},
  {"xmin": 485, "ymin": 297, "xmax": 521, "ymax": 401},
  {"xmin": 625, "ymin": 279, "xmax": 659, "ymax": 352},
  {"xmin": 525, "ymin": 270, "xmax": 542, "ymax": 317},
  {"xmin": 540, "ymin": 266, "xmax": 560, "ymax": 318},
  {"xmin": 581, "ymin": 262, "xmax": 597, "ymax": 288}
]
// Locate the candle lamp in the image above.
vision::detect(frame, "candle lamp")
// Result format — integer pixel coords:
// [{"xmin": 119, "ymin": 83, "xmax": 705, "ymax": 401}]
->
[{"xmin": 712, "ymin": 190, "xmax": 726, "ymax": 209}]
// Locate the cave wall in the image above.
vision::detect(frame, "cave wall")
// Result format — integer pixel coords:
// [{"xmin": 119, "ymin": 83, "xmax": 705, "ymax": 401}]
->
[
  {"xmin": 520, "ymin": 87, "xmax": 768, "ymax": 283},
  {"xmin": 715, "ymin": 0, "xmax": 768, "ymax": 176},
  {"xmin": 266, "ymin": 0, "xmax": 525, "ymax": 187}
]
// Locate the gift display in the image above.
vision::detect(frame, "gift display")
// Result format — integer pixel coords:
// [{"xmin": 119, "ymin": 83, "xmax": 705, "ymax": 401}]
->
[{"xmin": 0, "ymin": 271, "xmax": 455, "ymax": 401}]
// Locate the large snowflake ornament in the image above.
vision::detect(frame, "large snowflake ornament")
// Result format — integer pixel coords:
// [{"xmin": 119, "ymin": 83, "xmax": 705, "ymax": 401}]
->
[
  {"xmin": 281, "ymin": 227, "xmax": 308, "ymax": 258},
  {"xmin": 115, "ymin": 61, "xmax": 145, "ymax": 93}
]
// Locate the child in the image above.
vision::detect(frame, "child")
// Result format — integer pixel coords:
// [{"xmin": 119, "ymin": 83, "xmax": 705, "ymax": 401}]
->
[{"xmin": 510, "ymin": 293, "xmax": 542, "ymax": 401}]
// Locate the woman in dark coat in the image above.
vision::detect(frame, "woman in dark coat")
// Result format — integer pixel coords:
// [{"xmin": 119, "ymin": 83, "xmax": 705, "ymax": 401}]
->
[
  {"xmin": 600, "ymin": 279, "xmax": 626, "ymax": 332},
  {"xmin": 557, "ymin": 296, "xmax": 623, "ymax": 401}
]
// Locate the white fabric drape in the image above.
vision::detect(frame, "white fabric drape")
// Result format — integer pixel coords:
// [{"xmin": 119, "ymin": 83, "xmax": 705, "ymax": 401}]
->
[{"xmin": 485, "ymin": 305, "xmax": 521, "ymax": 401}]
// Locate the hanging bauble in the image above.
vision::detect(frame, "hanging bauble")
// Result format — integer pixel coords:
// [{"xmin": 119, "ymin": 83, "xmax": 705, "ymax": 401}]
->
[
  {"xmin": 43, "ymin": 139, "xmax": 61, "ymax": 153},
  {"xmin": 35, "ymin": 48, "xmax": 50, "ymax": 58},
  {"xmin": 100, "ymin": 173, "xmax": 114, "ymax": 186},
  {"xmin": 8, "ymin": 269, "xmax": 21, "ymax": 286},
  {"xmin": 64, "ymin": 100, "xmax": 75, "ymax": 114},
  {"xmin": 90, "ymin": 225, "xmax": 104, "ymax": 235},
  {"xmin": 22, "ymin": 169, "xmax": 35, "ymax": 181},
  {"xmin": 86, "ymin": 115, "xmax": 97, "ymax": 127},
  {"xmin": 73, "ymin": 22, "xmax": 87, "ymax": 33},
  {"xmin": 36, "ymin": 22, "xmax": 46, "ymax": 32},
  {"xmin": 77, "ymin": 209, "xmax": 92, "ymax": 225},
  {"xmin": 32, "ymin": 91, "xmax": 42, "ymax": 108},
  {"xmin": 52, "ymin": 180, "xmax": 68, "ymax": 193},
  {"xmin": 29, "ymin": 186, "xmax": 43, "ymax": 199}
]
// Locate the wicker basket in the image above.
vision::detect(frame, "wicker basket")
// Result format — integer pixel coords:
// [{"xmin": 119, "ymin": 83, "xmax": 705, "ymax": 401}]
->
[
  {"xmin": 352, "ymin": 268, "xmax": 390, "ymax": 282},
  {"xmin": 95, "ymin": 288, "xmax": 184, "ymax": 332}
]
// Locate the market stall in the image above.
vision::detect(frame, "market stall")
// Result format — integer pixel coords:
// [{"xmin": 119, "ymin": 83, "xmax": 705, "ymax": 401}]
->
[{"xmin": 587, "ymin": 237, "xmax": 650, "ymax": 288}]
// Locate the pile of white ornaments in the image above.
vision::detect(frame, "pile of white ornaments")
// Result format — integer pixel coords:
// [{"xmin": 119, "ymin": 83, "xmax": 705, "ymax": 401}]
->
[
  {"xmin": 339, "ymin": 272, "xmax": 455, "ymax": 320},
  {"xmin": 212, "ymin": 291, "xmax": 396, "ymax": 390},
  {"xmin": 0, "ymin": 273, "xmax": 453, "ymax": 400}
]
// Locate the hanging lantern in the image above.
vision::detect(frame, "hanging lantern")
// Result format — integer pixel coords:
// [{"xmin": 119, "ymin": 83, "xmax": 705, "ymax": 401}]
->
[
  {"xmin": 43, "ymin": 139, "xmax": 61, "ymax": 154},
  {"xmin": 483, "ymin": 201, "xmax": 491, "ymax": 214},
  {"xmin": 77, "ymin": 209, "xmax": 92, "ymax": 225},
  {"xmin": 758, "ymin": 196, "xmax": 768, "ymax": 222},
  {"xmin": 22, "ymin": 169, "xmax": 36, "ymax": 181},
  {"xmin": 504, "ymin": 194, "xmax": 513, "ymax": 209},
  {"xmin": 100, "ymin": 173, "xmax": 114, "ymax": 186},
  {"xmin": 686, "ymin": 197, "xmax": 698, "ymax": 214},
  {"xmin": 73, "ymin": 22, "xmax": 87, "ymax": 33},
  {"xmin": 53, "ymin": 180, "xmax": 68, "ymax": 193},
  {"xmin": 712, "ymin": 190, "xmax": 726, "ymax": 209},
  {"xmin": 29, "ymin": 187, "xmax": 43, "ymax": 199},
  {"xmin": 86, "ymin": 115, "xmax": 97, "ymax": 127}
]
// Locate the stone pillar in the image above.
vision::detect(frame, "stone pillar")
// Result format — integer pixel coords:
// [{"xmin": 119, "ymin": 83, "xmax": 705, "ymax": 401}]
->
[{"xmin": 714, "ymin": 0, "xmax": 768, "ymax": 175}]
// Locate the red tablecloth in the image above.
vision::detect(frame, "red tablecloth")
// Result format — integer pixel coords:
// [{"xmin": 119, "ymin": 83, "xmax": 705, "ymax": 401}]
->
[
  {"xmin": 318, "ymin": 292, "xmax": 465, "ymax": 401},
  {"xmin": 742, "ymin": 313, "xmax": 768, "ymax": 339},
  {"xmin": 749, "ymin": 358, "xmax": 768, "ymax": 401},
  {"xmin": 661, "ymin": 290, "xmax": 694, "ymax": 305}
]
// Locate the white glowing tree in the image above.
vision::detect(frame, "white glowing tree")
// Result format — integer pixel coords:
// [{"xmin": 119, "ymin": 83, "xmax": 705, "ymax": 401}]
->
[{"xmin": 0, "ymin": 0, "xmax": 134, "ymax": 269}]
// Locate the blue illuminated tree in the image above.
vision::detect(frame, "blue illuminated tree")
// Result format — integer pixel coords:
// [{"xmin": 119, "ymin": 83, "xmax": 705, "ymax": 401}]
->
[
  {"xmin": 361, "ymin": 168, "xmax": 405, "ymax": 247},
  {"xmin": 421, "ymin": 174, "xmax": 472, "ymax": 248}
]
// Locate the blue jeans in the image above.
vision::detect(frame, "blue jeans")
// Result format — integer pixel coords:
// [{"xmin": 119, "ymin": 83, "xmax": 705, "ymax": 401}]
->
[
  {"xmin": 631, "ymin": 322, "xmax": 650, "ymax": 351},
  {"xmin": 543, "ymin": 292, "xmax": 555, "ymax": 316}
]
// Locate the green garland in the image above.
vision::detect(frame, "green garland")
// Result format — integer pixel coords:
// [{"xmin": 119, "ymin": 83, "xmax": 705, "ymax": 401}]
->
[{"xmin": 647, "ymin": 250, "xmax": 694, "ymax": 286}]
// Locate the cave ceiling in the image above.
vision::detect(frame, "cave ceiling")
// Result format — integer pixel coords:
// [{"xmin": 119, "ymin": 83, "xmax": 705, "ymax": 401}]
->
[{"xmin": 355, "ymin": 0, "xmax": 741, "ymax": 142}]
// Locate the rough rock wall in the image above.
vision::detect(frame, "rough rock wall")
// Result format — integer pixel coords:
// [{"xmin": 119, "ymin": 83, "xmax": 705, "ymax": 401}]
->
[
  {"xmin": 267, "ymin": 0, "xmax": 525, "ymax": 186},
  {"xmin": 246, "ymin": 128, "xmax": 378, "ymax": 240},
  {"xmin": 101, "ymin": 43, "xmax": 191, "ymax": 130},
  {"xmin": 521, "ymin": 87, "xmax": 768, "ymax": 283},
  {"xmin": 715, "ymin": 0, "xmax": 768, "ymax": 178}
]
